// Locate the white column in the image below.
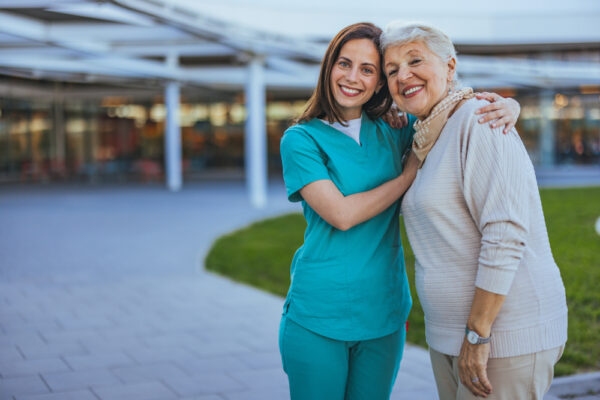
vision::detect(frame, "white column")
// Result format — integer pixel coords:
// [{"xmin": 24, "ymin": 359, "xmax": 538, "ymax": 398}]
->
[
  {"xmin": 245, "ymin": 56, "xmax": 267, "ymax": 208},
  {"xmin": 539, "ymin": 90, "xmax": 556, "ymax": 167},
  {"xmin": 52, "ymin": 83, "xmax": 65, "ymax": 175},
  {"xmin": 165, "ymin": 81, "xmax": 182, "ymax": 191},
  {"xmin": 165, "ymin": 52, "xmax": 182, "ymax": 191}
]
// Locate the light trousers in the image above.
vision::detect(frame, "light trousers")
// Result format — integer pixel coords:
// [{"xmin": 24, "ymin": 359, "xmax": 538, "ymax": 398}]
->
[
  {"xmin": 430, "ymin": 345, "xmax": 564, "ymax": 400},
  {"xmin": 279, "ymin": 315, "xmax": 406, "ymax": 400}
]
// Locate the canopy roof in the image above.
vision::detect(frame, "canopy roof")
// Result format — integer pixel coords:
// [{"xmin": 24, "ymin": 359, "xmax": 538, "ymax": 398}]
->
[
  {"xmin": 0, "ymin": 0, "xmax": 599, "ymax": 98},
  {"xmin": 180, "ymin": 0, "xmax": 600, "ymax": 45}
]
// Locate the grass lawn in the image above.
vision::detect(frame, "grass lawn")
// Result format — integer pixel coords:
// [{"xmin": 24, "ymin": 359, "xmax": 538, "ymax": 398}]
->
[{"xmin": 205, "ymin": 186, "xmax": 600, "ymax": 376}]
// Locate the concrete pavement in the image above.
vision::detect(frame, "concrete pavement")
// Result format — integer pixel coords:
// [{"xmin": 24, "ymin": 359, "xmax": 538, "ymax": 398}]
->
[{"xmin": 0, "ymin": 182, "xmax": 596, "ymax": 399}]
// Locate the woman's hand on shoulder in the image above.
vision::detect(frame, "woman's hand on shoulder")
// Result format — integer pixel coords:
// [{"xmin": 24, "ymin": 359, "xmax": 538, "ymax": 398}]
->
[
  {"xmin": 382, "ymin": 104, "xmax": 409, "ymax": 129},
  {"xmin": 474, "ymin": 92, "xmax": 521, "ymax": 134}
]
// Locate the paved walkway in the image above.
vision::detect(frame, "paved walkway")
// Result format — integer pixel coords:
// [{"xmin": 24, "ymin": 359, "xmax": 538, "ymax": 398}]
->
[{"xmin": 0, "ymin": 183, "xmax": 597, "ymax": 399}]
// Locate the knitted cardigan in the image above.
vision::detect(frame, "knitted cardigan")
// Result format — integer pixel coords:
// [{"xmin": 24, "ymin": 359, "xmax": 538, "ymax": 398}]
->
[{"xmin": 401, "ymin": 98, "xmax": 568, "ymax": 358}]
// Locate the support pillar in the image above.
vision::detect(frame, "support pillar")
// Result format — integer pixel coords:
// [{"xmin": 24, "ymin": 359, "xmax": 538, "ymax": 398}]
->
[
  {"xmin": 245, "ymin": 56, "xmax": 267, "ymax": 208},
  {"xmin": 165, "ymin": 81, "xmax": 182, "ymax": 191},
  {"xmin": 164, "ymin": 52, "xmax": 182, "ymax": 191},
  {"xmin": 52, "ymin": 83, "xmax": 66, "ymax": 178},
  {"xmin": 539, "ymin": 90, "xmax": 556, "ymax": 167}
]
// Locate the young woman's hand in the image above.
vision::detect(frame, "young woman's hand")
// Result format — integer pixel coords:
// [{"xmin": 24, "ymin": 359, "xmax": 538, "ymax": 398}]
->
[
  {"xmin": 383, "ymin": 104, "xmax": 409, "ymax": 129},
  {"xmin": 474, "ymin": 92, "xmax": 521, "ymax": 134}
]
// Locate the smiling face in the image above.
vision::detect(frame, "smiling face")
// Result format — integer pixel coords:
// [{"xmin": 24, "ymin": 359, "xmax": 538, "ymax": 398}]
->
[
  {"xmin": 384, "ymin": 41, "xmax": 456, "ymax": 120},
  {"xmin": 329, "ymin": 38, "xmax": 384, "ymax": 121}
]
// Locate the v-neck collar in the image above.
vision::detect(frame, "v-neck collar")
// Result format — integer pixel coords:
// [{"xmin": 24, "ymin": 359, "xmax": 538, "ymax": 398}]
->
[{"xmin": 312, "ymin": 112, "xmax": 373, "ymax": 153}]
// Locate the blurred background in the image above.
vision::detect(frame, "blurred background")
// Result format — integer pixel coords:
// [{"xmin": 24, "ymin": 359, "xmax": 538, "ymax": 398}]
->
[
  {"xmin": 0, "ymin": 2, "xmax": 599, "ymax": 399},
  {"xmin": 0, "ymin": 0, "xmax": 599, "ymax": 205}
]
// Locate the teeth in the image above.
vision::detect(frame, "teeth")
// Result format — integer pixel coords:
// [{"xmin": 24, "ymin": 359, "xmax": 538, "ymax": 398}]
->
[
  {"xmin": 342, "ymin": 86, "xmax": 359, "ymax": 94},
  {"xmin": 404, "ymin": 86, "xmax": 422, "ymax": 95}
]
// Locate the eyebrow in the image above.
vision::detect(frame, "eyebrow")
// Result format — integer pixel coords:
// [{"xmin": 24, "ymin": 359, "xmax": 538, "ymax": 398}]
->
[
  {"xmin": 338, "ymin": 56, "xmax": 377, "ymax": 68},
  {"xmin": 384, "ymin": 48, "xmax": 423, "ymax": 67},
  {"xmin": 406, "ymin": 49, "xmax": 423, "ymax": 56}
]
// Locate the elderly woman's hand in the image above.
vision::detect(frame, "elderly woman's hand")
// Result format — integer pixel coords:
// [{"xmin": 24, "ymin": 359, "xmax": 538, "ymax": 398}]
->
[
  {"xmin": 458, "ymin": 338, "xmax": 493, "ymax": 397},
  {"xmin": 475, "ymin": 92, "xmax": 521, "ymax": 134}
]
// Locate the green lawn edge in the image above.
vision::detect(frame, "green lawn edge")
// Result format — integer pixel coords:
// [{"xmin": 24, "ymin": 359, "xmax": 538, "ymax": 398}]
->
[{"xmin": 205, "ymin": 187, "xmax": 600, "ymax": 376}]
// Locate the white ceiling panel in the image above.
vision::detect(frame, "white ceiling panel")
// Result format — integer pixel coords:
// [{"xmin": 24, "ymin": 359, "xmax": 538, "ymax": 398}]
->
[{"xmin": 0, "ymin": 0, "xmax": 597, "ymax": 91}]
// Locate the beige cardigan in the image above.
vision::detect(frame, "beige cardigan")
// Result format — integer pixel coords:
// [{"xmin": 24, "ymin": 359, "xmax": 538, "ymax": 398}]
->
[{"xmin": 401, "ymin": 98, "xmax": 568, "ymax": 358}]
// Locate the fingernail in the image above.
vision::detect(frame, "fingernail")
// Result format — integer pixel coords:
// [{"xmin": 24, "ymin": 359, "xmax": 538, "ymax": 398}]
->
[{"xmin": 491, "ymin": 123, "xmax": 496, "ymax": 128}]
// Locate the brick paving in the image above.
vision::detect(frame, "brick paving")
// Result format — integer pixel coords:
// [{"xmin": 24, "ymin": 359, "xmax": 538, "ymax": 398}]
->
[{"xmin": 0, "ymin": 182, "xmax": 596, "ymax": 399}]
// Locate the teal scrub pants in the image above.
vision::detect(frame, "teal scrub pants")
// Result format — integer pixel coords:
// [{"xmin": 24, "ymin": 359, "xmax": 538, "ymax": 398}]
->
[{"xmin": 279, "ymin": 315, "xmax": 406, "ymax": 400}]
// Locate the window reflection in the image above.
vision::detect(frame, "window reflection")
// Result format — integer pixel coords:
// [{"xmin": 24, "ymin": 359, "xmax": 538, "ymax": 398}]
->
[{"xmin": 0, "ymin": 92, "xmax": 598, "ymax": 184}]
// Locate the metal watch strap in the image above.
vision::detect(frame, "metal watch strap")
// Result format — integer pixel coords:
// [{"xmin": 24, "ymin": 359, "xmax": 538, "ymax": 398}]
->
[{"xmin": 465, "ymin": 327, "xmax": 491, "ymax": 344}]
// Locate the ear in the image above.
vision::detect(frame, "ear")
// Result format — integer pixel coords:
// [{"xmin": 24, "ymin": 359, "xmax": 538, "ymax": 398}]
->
[{"xmin": 446, "ymin": 57, "xmax": 456, "ymax": 82}]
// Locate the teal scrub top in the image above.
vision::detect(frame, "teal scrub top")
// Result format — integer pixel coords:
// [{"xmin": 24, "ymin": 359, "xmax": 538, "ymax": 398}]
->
[{"xmin": 280, "ymin": 112, "xmax": 416, "ymax": 341}]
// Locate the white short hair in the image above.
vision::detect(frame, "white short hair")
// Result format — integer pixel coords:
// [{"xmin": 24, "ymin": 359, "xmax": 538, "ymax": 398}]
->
[{"xmin": 380, "ymin": 21, "xmax": 457, "ymax": 63}]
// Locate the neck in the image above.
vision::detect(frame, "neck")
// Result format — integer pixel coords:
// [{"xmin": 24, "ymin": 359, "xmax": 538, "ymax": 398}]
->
[
  {"xmin": 418, "ymin": 89, "xmax": 452, "ymax": 121},
  {"xmin": 340, "ymin": 109, "xmax": 362, "ymax": 121}
]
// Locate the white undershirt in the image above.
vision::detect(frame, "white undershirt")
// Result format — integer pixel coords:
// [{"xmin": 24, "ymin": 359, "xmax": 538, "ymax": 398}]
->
[{"xmin": 320, "ymin": 117, "xmax": 362, "ymax": 145}]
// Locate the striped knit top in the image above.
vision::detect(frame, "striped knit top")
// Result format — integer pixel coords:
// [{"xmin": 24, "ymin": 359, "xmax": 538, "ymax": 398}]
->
[{"xmin": 401, "ymin": 98, "xmax": 568, "ymax": 358}]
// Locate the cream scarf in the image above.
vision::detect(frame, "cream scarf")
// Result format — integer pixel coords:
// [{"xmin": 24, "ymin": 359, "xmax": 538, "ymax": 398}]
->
[{"xmin": 412, "ymin": 87, "xmax": 475, "ymax": 167}]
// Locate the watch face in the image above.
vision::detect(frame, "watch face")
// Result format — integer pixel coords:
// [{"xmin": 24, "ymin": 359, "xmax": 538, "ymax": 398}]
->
[{"xmin": 467, "ymin": 331, "xmax": 479, "ymax": 344}]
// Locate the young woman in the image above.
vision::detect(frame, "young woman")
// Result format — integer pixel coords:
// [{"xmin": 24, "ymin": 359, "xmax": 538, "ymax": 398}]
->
[{"xmin": 279, "ymin": 22, "xmax": 520, "ymax": 400}]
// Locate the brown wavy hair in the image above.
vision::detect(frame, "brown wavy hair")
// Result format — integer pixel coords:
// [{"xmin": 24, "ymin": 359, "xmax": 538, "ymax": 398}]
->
[{"xmin": 294, "ymin": 22, "xmax": 392, "ymax": 125}]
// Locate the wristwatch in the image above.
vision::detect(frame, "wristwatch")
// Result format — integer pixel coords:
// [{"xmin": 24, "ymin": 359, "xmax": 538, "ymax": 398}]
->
[{"xmin": 465, "ymin": 327, "xmax": 491, "ymax": 345}]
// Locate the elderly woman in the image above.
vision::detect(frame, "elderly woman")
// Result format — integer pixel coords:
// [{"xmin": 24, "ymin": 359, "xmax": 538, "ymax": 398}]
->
[{"xmin": 381, "ymin": 22, "xmax": 568, "ymax": 400}]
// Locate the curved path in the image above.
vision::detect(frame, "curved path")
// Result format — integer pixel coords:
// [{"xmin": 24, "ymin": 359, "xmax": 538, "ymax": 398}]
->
[{"xmin": 0, "ymin": 183, "xmax": 593, "ymax": 399}]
